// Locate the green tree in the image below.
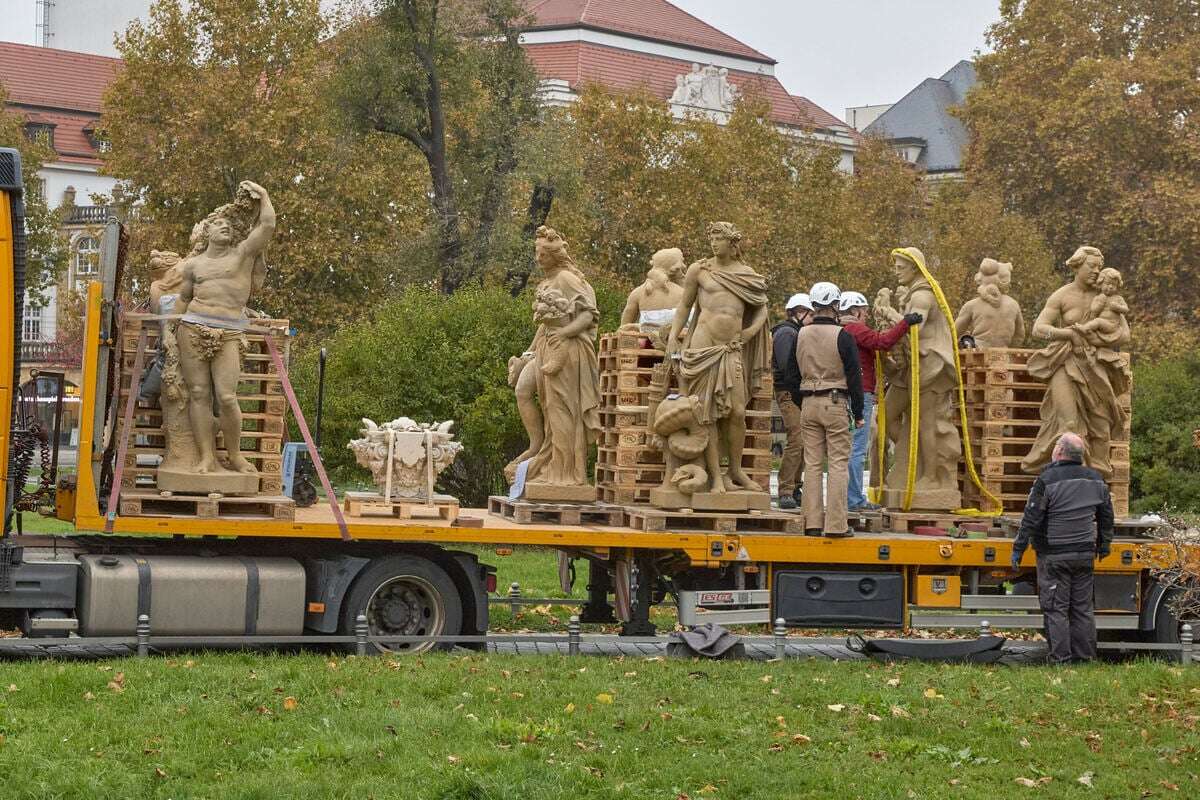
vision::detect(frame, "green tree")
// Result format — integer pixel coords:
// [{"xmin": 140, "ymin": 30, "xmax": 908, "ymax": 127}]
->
[
  {"xmin": 962, "ymin": 0, "xmax": 1200, "ymax": 336},
  {"xmin": 0, "ymin": 86, "xmax": 68, "ymax": 305},
  {"xmin": 333, "ymin": 0, "xmax": 541, "ymax": 293},
  {"xmin": 1130, "ymin": 351, "xmax": 1200, "ymax": 513},
  {"xmin": 101, "ymin": 0, "xmax": 430, "ymax": 335}
]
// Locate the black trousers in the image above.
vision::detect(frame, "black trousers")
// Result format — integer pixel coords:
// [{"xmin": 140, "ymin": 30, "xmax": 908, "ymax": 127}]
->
[{"xmin": 1037, "ymin": 556, "xmax": 1097, "ymax": 663}]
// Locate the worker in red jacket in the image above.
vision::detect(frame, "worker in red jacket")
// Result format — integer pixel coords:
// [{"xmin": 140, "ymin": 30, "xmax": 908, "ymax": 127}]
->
[{"xmin": 837, "ymin": 292, "xmax": 921, "ymax": 511}]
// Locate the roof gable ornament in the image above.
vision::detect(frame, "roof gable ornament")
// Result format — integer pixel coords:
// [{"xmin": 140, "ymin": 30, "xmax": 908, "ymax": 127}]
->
[{"xmin": 669, "ymin": 63, "xmax": 739, "ymax": 120}]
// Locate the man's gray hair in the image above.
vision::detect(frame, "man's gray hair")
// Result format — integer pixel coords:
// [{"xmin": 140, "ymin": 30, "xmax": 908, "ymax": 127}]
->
[{"xmin": 1054, "ymin": 432, "xmax": 1086, "ymax": 462}]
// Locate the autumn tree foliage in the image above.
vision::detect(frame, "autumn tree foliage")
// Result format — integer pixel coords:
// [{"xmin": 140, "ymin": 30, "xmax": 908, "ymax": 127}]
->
[
  {"xmin": 549, "ymin": 87, "xmax": 1056, "ymax": 316},
  {"xmin": 0, "ymin": 86, "xmax": 68, "ymax": 305},
  {"xmin": 962, "ymin": 0, "xmax": 1200, "ymax": 337},
  {"xmin": 333, "ymin": 0, "xmax": 542, "ymax": 293},
  {"xmin": 101, "ymin": 0, "xmax": 431, "ymax": 334}
]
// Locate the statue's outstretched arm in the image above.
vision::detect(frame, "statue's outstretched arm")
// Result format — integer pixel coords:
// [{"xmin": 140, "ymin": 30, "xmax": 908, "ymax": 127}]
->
[{"xmin": 238, "ymin": 181, "xmax": 276, "ymax": 258}]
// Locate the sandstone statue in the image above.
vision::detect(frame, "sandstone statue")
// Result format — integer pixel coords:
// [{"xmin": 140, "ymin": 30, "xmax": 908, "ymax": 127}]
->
[
  {"xmin": 657, "ymin": 222, "xmax": 770, "ymax": 510},
  {"xmin": 157, "ymin": 181, "xmax": 275, "ymax": 495},
  {"xmin": 875, "ymin": 247, "xmax": 962, "ymax": 510},
  {"xmin": 1020, "ymin": 247, "xmax": 1130, "ymax": 478},
  {"xmin": 509, "ymin": 226, "xmax": 601, "ymax": 502},
  {"xmin": 620, "ymin": 247, "xmax": 686, "ymax": 336},
  {"xmin": 955, "ymin": 258, "xmax": 1024, "ymax": 348}
]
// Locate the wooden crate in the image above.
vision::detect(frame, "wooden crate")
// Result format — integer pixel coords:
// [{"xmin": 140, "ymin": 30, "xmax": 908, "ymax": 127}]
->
[
  {"xmin": 957, "ymin": 347, "xmax": 1132, "ymax": 516},
  {"xmin": 487, "ymin": 496, "xmax": 625, "ymax": 526},
  {"xmin": 113, "ymin": 315, "xmax": 291, "ymax": 500}
]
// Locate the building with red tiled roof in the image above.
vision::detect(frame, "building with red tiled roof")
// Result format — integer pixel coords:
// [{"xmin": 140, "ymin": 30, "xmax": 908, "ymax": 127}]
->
[
  {"xmin": 1, "ymin": 41, "xmax": 123, "ymax": 363},
  {"xmin": 520, "ymin": 0, "xmax": 859, "ymax": 169}
]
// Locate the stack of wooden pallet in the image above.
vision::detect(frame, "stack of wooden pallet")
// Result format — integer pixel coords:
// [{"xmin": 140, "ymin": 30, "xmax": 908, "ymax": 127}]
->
[
  {"xmin": 114, "ymin": 314, "xmax": 294, "ymax": 517},
  {"xmin": 957, "ymin": 347, "xmax": 1131, "ymax": 517},
  {"xmin": 595, "ymin": 330, "xmax": 774, "ymax": 505}
]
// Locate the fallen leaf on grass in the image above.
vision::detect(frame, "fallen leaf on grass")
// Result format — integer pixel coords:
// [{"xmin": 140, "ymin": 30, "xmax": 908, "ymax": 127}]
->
[
  {"xmin": 107, "ymin": 672, "xmax": 126, "ymax": 693},
  {"xmin": 890, "ymin": 705, "xmax": 911, "ymax": 718},
  {"xmin": 447, "ymin": 755, "xmax": 461, "ymax": 765},
  {"xmin": 869, "ymin": 750, "xmax": 887, "ymax": 762},
  {"xmin": 949, "ymin": 779, "xmax": 961, "ymax": 786},
  {"xmin": 585, "ymin": 766, "xmax": 604, "ymax": 778},
  {"xmin": 1077, "ymin": 772, "xmax": 1095, "ymax": 788},
  {"xmin": 866, "ymin": 713, "xmax": 882, "ymax": 722},
  {"xmin": 282, "ymin": 696, "xmax": 298, "ymax": 711},
  {"xmin": 6, "ymin": 684, "xmax": 16, "ymax": 692},
  {"xmin": 792, "ymin": 734, "xmax": 812, "ymax": 745},
  {"xmin": 154, "ymin": 768, "xmax": 168, "ymax": 779},
  {"xmin": 565, "ymin": 703, "xmax": 575, "ymax": 714},
  {"xmin": 1085, "ymin": 732, "xmax": 1102, "ymax": 752},
  {"xmin": 760, "ymin": 675, "xmax": 772, "ymax": 683},
  {"xmin": 826, "ymin": 704, "xmax": 845, "ymax": 712},
  {"xmin": 923, "ymin": 688, "xmax": 944, "ymax": 699},
  {"xmin": 83, "ymin": 691, "xmax": 95, "ymax": 701},
  {"xmin": 698, "ymin": 785, "xmax": 718, "ymax": 795},
  {"xmin": 886, "ymin": 678, "xmax": 901, "ymax": 687},
  {"xmin": 385, "ymin": 725, "xmax": 397, "ymax": 736},
  {"xmin": 1014, "ymin": 777, "xmax": 1052, "ymax": 787},
  {"xmin": 596, "ymin": 693, "xmax": 614, "ymax": 704},
  {"xmin": 1019, "ymin": 737, "xmax": 1031, "ymax": 748},
  {"xmin": 1160, "ymin": 780, "xmax": 1179, "ymax": 791},
  {"xmin": 767, "ymin": 743, "xmax": 784, "ymax": 753}
]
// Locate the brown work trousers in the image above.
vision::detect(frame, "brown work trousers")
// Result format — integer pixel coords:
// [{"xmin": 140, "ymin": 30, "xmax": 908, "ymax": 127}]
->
[
  {"xmin": 800, "ymin": 393, "xmax": 852, "ymax": 534},
  {"xmin": 776, "ymin": 390, "xmax": 804, "ymax": 496}
]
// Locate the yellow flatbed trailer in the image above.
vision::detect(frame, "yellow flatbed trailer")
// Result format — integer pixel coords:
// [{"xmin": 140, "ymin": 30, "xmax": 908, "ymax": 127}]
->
[{"xmin": 0, "ymin": 147, "xmax": 1189, "ymax": 652}]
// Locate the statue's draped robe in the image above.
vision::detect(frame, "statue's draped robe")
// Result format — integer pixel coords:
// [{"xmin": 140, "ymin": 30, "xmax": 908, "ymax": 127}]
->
[
  {"xmin": 526, "ymin": 268, "xmax": 601, "ymax": 486},
  {"xmin": 679, "ymin": 261, "xmax": 770, "ymax": 425},
  {"xmin": 1021, "ymin": 301, "xmax": 1130, "ymax": 478}
]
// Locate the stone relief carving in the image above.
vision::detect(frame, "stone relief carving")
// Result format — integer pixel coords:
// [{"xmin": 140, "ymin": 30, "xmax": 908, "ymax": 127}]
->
[{"xmin": 670, "ymin": 63, "xmax": 739, "ymax": 113}]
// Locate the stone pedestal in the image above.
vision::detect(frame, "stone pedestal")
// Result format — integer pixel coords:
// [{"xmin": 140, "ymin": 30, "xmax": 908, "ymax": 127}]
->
[
  {"xmin": 881, "ymin": 487, "xmax": 962, "ymax": 513},
  {"xmin": 649, "ymin": 487, "xmax": 770, "ymax": 512},
  {"xmin": 522, "ymin": 482, "xmax": 597, "ymax": 503},
  {"xmin": 157, "ymin": 466, "xmax": 261, "ymax": 496}
]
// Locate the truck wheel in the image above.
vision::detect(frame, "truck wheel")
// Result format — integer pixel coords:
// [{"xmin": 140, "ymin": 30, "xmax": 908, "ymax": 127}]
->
[
  {"xmin": 339, "ymin": 555, "xmax": 463, "ymax": 654},
  {"xmin": 1149, "ymin": 588, "xmax": 1186, "ymax": 645}
]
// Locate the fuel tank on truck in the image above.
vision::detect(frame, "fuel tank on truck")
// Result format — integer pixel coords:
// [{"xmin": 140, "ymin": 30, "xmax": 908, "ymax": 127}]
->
[{"xmin": 77, "ymin": 554, "xmax": 305, "ymax": 636}]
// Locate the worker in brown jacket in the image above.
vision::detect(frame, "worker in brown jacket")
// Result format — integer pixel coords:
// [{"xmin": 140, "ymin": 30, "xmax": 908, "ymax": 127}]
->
[{"xmin": 795, "ymin": 282, "xmax": 865, "ymax": 537}]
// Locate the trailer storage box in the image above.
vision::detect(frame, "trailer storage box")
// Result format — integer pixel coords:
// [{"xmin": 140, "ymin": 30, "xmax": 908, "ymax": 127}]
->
[
  {"xmin": 773, "ymin": 570, "xmax": 904, "ymax": 628},
  {"xmin": 77, "ymin": 554, "xmax": 305, "ymax": 636}
]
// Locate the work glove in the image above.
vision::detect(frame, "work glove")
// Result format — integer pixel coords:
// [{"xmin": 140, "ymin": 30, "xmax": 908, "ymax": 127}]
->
[
  {"xmin": 1010, "ymin": 554, "xmax": 1021, "ymax": 571},
  {"xmin": 1097, "ymin": 546, "xmax": 1110, "ymax": 559},
  {"xmin": 903, "ymin": 312, "xmax": 924, "ymax": 326}
]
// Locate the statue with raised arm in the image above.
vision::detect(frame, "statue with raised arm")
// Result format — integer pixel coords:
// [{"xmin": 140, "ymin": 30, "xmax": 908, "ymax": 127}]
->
[
  {"xmin": 878, "ymin": 247, "xmax": 962, "ymax": 511},
  {"xmin": 658, "ymin": 222, "xmax": 770, "ymax": 510},
  {"xmin": 1020, "ymin": 246, "xmax": 1130, "ymax": 478},
  {"xmin": 158, "ymin": 181, "xmax": 276, "ymax": 495}
]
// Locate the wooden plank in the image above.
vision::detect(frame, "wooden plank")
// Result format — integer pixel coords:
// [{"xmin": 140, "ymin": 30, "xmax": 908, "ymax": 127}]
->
[
  {"xmin": 487, "ymin": 496, "xmax": 625, "ymax": 527},
  {"xmin": 624, "ymin": 507, "xmax": 804, "ymax": 534},
  {"xmin": 118, "ymin": 491, "xmax": 295, "ymax": 521},
  {"xmin": 343, "ymin": 492, "xmax": 459, "ymax": 522}
]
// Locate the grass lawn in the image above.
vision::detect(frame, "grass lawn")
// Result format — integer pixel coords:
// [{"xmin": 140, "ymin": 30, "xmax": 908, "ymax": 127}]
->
[{"xmin": 1, "ymin": 653, "xmax": 1197, "ymax": 799}]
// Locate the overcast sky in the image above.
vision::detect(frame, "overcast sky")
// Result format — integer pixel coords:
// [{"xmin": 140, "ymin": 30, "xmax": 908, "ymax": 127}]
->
[{"xmin": 0, "ymin": 0, "xmax": 1001, "ymax": 117}]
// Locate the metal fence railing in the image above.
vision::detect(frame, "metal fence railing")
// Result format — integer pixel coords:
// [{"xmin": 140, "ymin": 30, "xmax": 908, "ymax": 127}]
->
[{"xmin": 7, "ymin": 614, "xmax": 1193, "ymax": 666}]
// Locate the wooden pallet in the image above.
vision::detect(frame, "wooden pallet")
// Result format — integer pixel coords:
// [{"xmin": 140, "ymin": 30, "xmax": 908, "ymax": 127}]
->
[
  {"xmin": 883, "ymin": 511, "xmax": 979, "ymax": 534},
  {"xmin": 344, "ymin": 492, "xmax": 459, "ymax": 521},
  {"xmin": 849, "ymin": 510, "xmax": 885, "ymax": 533},
  {"xmin": 624, "ymin": 506, "xmax": 804, "ymax": 534},
  {"xmin": 487, "ymin": 496, "xmax": 626, "ymax": 526},
  {"xmin": 118, "ymin": 491, "xmax": 295, "ymax": 521}
]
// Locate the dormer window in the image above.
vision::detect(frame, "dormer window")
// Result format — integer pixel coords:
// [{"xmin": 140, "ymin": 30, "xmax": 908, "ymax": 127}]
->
[
  {"xmin": 83, "ymin": 125, "xmax": 111, "ymax": 153},
  {"xmin": 24, "ymin": 122, "xmax": 55, "ymax": 149}
]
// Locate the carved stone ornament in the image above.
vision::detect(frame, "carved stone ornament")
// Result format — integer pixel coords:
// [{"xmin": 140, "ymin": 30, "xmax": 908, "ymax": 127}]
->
[
  {"xmin": 348, "ymin": 418, "xmax": 463, "ymax": 500},
  {"xmin": 669, "ymin": 63, "xmax": 739, "ymax": 115}
]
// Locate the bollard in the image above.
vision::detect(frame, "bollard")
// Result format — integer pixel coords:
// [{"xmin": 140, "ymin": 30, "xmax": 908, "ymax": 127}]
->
[
  {"xmin": 355, "ymin": 613, "xmax": 369, "ymax": 657},
  {"xmin": 774, "ymin": 617, "xmax": 787, "ymax": 661},
  {"xmin": 979, "ymin": 619, "xmax": 992, "ymax": 639},
  {"xmin": 508, "ymin": 582, "xmax": 522, "ymax": 616},
  {"xmin": 568, "ymin": 614, "xmax": 581, "ymax": 656},
  {"xmin": 1182, "ymin": 623, "xmax": 1194, "ymax": 666},
  {"xmin": 136, "ymin": 613, "xmax": 150, "ymax": 658}
]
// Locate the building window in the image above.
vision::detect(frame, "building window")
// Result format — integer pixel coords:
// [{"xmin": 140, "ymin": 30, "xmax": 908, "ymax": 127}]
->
[
  {"xmin": 24, "ymin": 122, "xmax": 55, "ymax": 149},
  {"xmin": 73, "ymin": 235, "xmax": 100, "ymax": 291},
  {"xmin": 23, "ymin": 303, "xmax": 42, "ymax": 342}
]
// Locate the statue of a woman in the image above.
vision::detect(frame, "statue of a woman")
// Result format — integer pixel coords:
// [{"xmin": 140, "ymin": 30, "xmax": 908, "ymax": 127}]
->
[
  {"xmin": 513, "ymin": 227, "xmax": 602, "ymax": 502},
  {"xmin": 1021, "ymin": 246, "xmax": 1130, "ymax": 478}
]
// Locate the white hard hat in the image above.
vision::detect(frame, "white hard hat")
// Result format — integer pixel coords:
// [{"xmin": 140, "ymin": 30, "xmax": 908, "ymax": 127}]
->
[
  {"xmin": 838, "ymin": 291, "xmax": 868, "ymax": 312},
  {"xmin": 809, "ymin": 281, "xmax": 841, "ymax": 308},
  {"xmin": 785, "ymin": 292, "xmax": 813, "ymax": 312}
]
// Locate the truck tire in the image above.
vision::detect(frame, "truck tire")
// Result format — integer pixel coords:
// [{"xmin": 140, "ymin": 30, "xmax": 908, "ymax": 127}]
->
[
  {"xmin": 1149, "ymin": 588, "xmax": 1185, "ymax": 645},
  {"xmin": 339, "ymin": 555, "xmax": 463, "ymax": 654}
]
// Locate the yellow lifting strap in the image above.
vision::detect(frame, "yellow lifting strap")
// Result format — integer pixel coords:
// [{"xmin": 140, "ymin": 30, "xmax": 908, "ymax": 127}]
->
[{"xmin": 880, "ymin": 248, "xmax": 1003, "ymax": 515}]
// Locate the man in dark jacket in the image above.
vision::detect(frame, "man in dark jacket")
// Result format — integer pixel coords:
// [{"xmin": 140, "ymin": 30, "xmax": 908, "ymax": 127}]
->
[
  {"xmin": 1012, "ymin": 432, "xmax": 1115, "ymax": 664},
  {"xmin": 771, "ymin": 293, "xmax": 812, "ymax": 509}
]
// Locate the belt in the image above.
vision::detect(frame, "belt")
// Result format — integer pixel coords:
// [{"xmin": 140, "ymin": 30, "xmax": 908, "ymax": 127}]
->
[{"xmin": 801, "ymin": 388, "xmax": 848, "ymax": 398}]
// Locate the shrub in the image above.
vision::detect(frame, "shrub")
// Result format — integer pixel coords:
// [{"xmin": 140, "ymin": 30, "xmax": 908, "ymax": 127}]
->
[
  {"xmin": 1130, "ymin": 352, "xmax": 1200, "ymax": 514},
  {"xmin": 290, "ymin": 281, "xmax": 626, "ymax": 506}
]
